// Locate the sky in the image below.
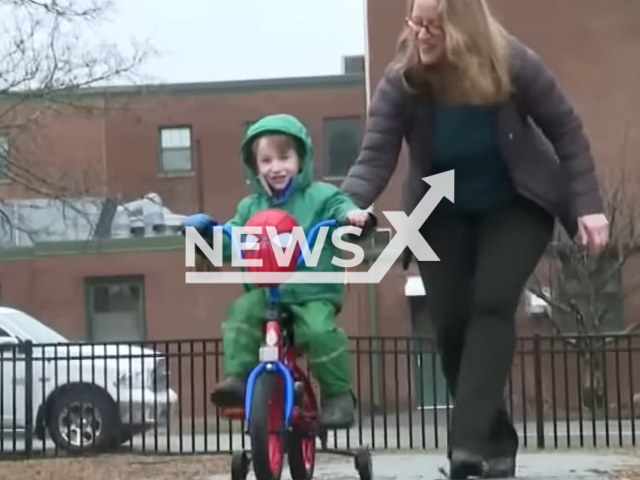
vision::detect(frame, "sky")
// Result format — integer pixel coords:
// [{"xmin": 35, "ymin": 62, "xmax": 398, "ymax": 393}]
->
[{"xmin": 101, "ymin": 0, "xmax": 367, "ymax": 85}]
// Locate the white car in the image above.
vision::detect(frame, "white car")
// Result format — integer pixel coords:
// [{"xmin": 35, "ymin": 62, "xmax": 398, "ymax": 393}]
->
[{"xmin": 0, "ymin": 306, "xmax": 178, "ymax": 452}]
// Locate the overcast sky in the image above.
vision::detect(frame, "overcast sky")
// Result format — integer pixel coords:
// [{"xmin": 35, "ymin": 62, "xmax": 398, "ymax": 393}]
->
[{"xmin": 103, "ymin": 0, "xmax": 367, "ymax": 84}]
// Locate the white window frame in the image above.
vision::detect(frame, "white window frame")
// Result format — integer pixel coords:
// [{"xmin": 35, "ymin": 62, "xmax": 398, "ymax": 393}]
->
[{"xmin": 159, "ymin": 126, "xmax": 193, "ymax": 175}]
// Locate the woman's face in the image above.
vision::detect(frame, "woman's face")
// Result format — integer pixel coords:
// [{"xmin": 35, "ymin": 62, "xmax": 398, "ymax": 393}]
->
[{"xmin": 407, "ymin": 0, "xmax": 446, "ymax": 65}]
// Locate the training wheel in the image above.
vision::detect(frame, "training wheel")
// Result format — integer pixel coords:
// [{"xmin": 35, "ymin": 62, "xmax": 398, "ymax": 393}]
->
[
  {"xmin": 354, "ymin": 448, "xmax": 372, "ymax": 480},
  {"xmin": 231, "ymin": 451, "xmax": 250, "ymax": 480}
]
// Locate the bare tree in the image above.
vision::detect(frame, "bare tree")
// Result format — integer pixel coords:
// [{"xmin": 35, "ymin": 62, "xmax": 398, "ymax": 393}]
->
[
  {"xmin": 527, "ymin": 168, "xmax": 640, "ymax": 411},
  {"xmin": 0, "ymin": 0, "xmax": 153, "ymax": 244}
]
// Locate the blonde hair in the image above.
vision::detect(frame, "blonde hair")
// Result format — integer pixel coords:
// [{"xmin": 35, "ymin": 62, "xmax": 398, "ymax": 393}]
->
[{"xmin": 388, "ymin": 0, "xmax": 512, "ymax": 104}]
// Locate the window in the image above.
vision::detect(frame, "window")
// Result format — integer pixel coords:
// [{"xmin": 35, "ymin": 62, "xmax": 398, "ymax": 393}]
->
[
  {"xmin": 323, "ymin": 117, "xmax": 362, "ymax": 180},
  {"xmin": 159, "ymin": 126, "xmax": 193, "ymax": 174},
  {"xmin": 85, "ymin": 276, "xmax": 146, "ymax": 342},
  {"xmin": 0, "ymin": 134, "xmax": 10, "ymax": 182}
]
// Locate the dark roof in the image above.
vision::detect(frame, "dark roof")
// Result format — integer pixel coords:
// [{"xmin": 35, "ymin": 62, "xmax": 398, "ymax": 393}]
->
[{"xmin": 0, "ymin": 73, "xmax": 365, "ymax": 101}]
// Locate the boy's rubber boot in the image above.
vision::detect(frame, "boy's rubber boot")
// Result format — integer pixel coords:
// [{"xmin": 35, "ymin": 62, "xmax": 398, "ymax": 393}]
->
[
  {"xmin": 210, "ymin": 376, "xmax": 245, "ymax": 408},
  {"xmin": 318, "ymin": 392, "xmax": 356, "ymax": 429}
]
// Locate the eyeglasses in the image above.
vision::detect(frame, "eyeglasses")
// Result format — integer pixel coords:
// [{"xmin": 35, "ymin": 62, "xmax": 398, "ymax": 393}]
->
[{"xmin": 405, "ymin": 17, "xmax": 444, "ymax": 36}]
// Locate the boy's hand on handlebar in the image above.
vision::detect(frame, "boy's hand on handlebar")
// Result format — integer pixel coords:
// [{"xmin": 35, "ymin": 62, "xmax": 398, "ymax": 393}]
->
[
  {"xmin": 180, "ymin": 213, "xmax": 215, "ymax": 235},
  {"xmin": 345, "ymin": 209, "xmax": 371, "ymax": 228}
]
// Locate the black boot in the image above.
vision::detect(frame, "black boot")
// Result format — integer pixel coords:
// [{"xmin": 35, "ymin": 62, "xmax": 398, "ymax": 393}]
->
[
  {"xmin": 210, "ymin": 376, "xmax": 245, "ymax": 408},
  {"xmin": 318, "ymin": 393, "xmax": 355, "ymax": 429},
  {"xmin": 482, "ymin": 456, "xmax": 516, "ymax": 478},
  {"xmin": 483, "ymin": 408, "xmax": 518, "ymax": 478},
  {"xmin": 448, "ymin": 449, "xmax": 486, "ymax": 480}
]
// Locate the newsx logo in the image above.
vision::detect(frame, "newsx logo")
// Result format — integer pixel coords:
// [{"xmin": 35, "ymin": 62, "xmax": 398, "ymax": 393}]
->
[{"xmin": 185, "ymin": 171, "xmax": 454, "ymax": 284}]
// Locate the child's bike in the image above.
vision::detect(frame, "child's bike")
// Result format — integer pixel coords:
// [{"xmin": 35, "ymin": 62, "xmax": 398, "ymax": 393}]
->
[{"xmin": 204, "ymin": 215, "xmax": 373, "ymax": 480}]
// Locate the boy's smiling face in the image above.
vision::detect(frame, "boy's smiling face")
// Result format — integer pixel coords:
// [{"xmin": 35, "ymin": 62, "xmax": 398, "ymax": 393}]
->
[{"xmin": 253, "ymin": 134, "xmax": 301, "ymax": 192}]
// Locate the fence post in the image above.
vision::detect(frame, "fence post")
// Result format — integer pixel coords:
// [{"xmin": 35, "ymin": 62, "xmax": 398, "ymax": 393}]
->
[
  {"xmin": 24, "ymin": 340, "xmax": 33, "ymax": 459},
  {"xmin": 532, "ymin": 333, "xmax": 545, "ymax": 449}
]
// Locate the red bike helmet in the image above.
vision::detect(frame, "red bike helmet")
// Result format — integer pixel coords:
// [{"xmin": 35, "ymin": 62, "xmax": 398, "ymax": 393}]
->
[{"xmin": 242, "ymin": 209, "xmax": 301, "ymax": 287}]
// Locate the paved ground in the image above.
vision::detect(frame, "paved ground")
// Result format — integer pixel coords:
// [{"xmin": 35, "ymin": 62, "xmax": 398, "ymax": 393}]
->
[
  {"xmin": 2, "ymin": 442, "xmax": 640, "ymax": 479},
  {"xmin": 2, "ymin": 417, "xmax": 640, "ymax": 455},
  {"xmin": 204, "ymin": 451, "xmax": 640, "ymax": 480}
]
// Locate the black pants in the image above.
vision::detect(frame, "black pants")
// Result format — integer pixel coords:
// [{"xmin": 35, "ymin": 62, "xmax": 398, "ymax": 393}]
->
[{"xmin": 416, "ymin": 195, "xmax": 554, "ymax": 459}]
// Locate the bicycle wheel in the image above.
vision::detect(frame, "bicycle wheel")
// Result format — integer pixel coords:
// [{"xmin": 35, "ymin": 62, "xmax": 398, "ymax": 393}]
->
[
  {"xmin": 249, "ymin": 372, "xmax": 285, "ymax": 480},
  {"xmin": 287, "ymin": 383, "xmax": 316, "ymax": 480}
]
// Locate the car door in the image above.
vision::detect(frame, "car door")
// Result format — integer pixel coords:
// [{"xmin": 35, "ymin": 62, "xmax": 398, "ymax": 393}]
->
[{"xmin": 0, "ymin": 326, "xmax": 26, "ymax": 435}]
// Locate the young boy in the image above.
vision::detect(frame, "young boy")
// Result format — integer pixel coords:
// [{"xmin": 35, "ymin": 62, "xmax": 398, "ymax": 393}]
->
[{"xmin": 184, "ymin": 113, "xmax": 372, "ymax": 428}]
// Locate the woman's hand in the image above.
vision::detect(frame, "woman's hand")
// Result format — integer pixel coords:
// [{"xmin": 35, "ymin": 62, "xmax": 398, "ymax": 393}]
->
[
  {"xmin": 345, "ymin": 209, "xmax": 371, "ymax": 228},
  {"xmin": 577, "ymin": 213, "xmax": 610, "ymax": 253}
]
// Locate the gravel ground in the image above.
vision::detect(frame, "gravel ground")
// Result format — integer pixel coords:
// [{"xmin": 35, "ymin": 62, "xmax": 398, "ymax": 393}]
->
[
  {"xmin": 611, "ymin": 462, "xmax": 640, "ymax": 479},
  {"xmin": 0, "ymin": 454, "xmax": 231, "ymax": 480}
]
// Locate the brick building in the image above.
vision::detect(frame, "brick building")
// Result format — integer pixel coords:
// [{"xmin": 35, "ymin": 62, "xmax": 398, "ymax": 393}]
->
[
  {"xmin": 0, "ymin": 71, "xmax": 394, "ymax": 340},
  {"xmin": 0, "ymin": 0, "xmax": 639, "ymax": 413}
]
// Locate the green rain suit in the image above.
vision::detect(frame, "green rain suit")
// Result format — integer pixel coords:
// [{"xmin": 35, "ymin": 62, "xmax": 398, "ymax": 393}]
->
[{"xmin": 217, "ymin": 113, "xmax": 364, "ymax": 397}]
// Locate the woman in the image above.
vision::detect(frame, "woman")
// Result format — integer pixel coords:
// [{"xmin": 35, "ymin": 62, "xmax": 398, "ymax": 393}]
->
[{"xmin": 340, "ymin": 0, "xmax": 610, "ymax": 478}]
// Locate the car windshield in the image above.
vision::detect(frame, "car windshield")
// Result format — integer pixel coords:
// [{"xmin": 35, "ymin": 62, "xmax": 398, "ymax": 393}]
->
[{"xmin": 1, "ymin": 311, "xmax": 69, "ymax": 344}]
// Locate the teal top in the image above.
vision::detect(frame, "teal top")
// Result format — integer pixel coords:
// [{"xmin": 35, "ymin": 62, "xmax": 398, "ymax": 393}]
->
[{"xmin": 429, "ymin": 104, "xmax": 517, "ymax": 215}]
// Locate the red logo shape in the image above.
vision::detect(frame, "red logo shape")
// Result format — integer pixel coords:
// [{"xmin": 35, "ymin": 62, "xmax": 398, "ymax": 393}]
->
[{"xmin": 243, "ymin": 209, "xmax": 301, "ymax": 287}]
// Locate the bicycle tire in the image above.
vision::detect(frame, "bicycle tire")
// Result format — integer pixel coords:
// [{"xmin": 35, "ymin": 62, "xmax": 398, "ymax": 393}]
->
[
  {"xmin": 287, "ymin": 383, "xmax": 316, "ymax": 480},
  {"xmin": 249, "ymin": 372, "xmax": 285, "ymax": 480}
]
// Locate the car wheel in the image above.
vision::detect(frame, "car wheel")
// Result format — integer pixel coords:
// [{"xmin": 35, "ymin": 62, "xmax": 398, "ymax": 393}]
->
[{"xmin": 48, "ymin": 386, "xmax": 117, "ymax": 453}]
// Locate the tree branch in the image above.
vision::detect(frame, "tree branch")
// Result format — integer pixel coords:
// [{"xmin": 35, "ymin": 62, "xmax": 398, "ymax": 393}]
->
[
  {"xmin": 0, "ymin": 0, "xmax": 155, "ymax": 245},
  {"xmin": 3, "ymin": 0, "xmax": 111, "ymax": 20},
  {"xmin": 529, "ymin": 171, "xmax": 640, "ymax": 348}
]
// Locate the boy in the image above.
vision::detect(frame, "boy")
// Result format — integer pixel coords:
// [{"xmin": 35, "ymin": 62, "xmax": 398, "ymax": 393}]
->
[{"xmin": 184, "ymin": 113, "xmax": 372, "ymax": 428}]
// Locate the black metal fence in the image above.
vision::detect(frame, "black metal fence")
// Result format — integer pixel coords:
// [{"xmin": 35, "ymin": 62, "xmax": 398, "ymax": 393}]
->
[{"xmin": 1, "ymin": 333, "xmax": 639, "ymax": 459}]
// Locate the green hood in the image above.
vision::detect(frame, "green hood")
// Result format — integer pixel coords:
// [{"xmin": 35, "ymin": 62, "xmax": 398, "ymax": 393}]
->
[{"xmin": 240, "ymin": 114, "xmax": 314, "ymax": 198}]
